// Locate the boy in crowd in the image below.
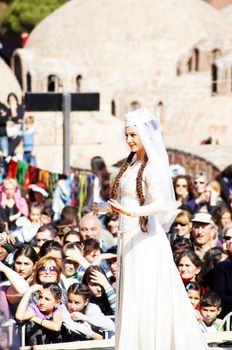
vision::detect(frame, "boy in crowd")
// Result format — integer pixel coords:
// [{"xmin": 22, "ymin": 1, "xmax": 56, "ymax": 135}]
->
[{"xmin": 199, "ymin": 292, "xmax": 222, "ymax": 332}]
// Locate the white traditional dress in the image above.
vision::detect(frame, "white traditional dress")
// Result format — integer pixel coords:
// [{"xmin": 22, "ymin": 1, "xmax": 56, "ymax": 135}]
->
[{"xmin": 115, "ymin": 162, "xmax": 208, "ymax": 350}]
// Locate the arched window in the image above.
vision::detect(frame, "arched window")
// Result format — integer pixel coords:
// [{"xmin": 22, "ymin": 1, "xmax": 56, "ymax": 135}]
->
[
  {"xmin": 194, "ymin": 49, "xmax": 199, "ymax": 71},
  {"xmin": 14, "ymin": 55, "xmax": 23, "ymax": 88},
  {"xmin": 211, "ymin": 64, "xmax": 218, "ymax": 95},
  {"xmin": 187, "ymin": 49, "xmax": 199, "ymax": 72},
  {"xmin": 26, "ymin": 72, "xmax": 31, "ymax": 92},
  {"xmin": 111, "ymin": 100, "xmax": 116, "ymax": 116},
  {"xmin": 212, "ymin": 49, "xmax": 221, "ymax": 61},
  {"xmin": 130, "ymin": 101, "xmax": 141, "ymax": 111},
  {"xmin": 76, "ymin": 75, "xmax": 82, "ymax": 92},
  {"xmin": 47, "ymin": 75, "xmax": 63, "ymax": 92}
]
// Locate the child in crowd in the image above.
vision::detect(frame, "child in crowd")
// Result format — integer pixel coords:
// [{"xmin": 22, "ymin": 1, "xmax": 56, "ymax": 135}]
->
[
  {"xmin": 82, "ymin": 265, "xmax": 116, "ymax": 316},
  {"xmin": 62, "ymin": 283, "xmax": 114, "ymax": 341},
  {"xmin": 11, "ymin": 205, "xmax": 41, "ymax": 244},
  {"xmin": 22, "ymin": 115, "xmax": 36, "ymax": 165},
  {"xmin": 60, "ymin": 242, "xmax": 83, "ymax": 290},
  {"xmin": 15, "ymin": 282, "xmax": 62, "ymax": 345},
  {"xmin": 186, "ymin": 281, "xmax": 202, "ymax": 311},
  {"xmin": 199, "ymin": 292, "xmax": 222, "ymax": 333}
]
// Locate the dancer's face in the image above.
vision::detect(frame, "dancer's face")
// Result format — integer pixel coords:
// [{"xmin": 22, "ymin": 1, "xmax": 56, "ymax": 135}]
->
[{"xmin": 125, "ymin": 126, "xmax": 144, "ymax": 154}]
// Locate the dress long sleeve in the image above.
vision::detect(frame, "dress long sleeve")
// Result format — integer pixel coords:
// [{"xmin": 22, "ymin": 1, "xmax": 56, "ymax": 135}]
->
[{"xmin": 129, "ymin": 165, "xmax": 166, "ymax": 217}]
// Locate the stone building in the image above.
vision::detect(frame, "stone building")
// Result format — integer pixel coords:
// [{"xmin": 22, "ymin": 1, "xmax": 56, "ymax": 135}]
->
[
  {"xmin": 0, "ymin": 57, "xmax": 21, "ymax": 103},
  {"xmin": 9, "ymin": 0, "xmax": 232, "ymax": 172}
]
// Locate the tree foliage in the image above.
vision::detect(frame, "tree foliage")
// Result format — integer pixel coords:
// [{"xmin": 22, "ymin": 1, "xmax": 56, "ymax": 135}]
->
[{"xmin": 0, "ymin": 0, "xmax": 68, "ymax": 36}]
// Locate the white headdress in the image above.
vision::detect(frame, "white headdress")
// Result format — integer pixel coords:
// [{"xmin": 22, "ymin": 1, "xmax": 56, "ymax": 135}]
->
[{"xmin": 125, "ymin": 108, "xmax": 176, "ymax": 232}]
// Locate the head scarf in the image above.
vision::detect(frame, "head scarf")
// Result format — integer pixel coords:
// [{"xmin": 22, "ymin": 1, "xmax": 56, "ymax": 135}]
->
[{"xmin": 125, "ymin": 108, "xmax": 176, "ymax": 231}]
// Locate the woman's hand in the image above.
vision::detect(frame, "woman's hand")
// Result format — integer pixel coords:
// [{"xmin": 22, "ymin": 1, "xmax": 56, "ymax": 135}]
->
[
  {"xmin": 65, "ymin": 246, "xmax": 82, "ymax": 263},
  {"xmin": 71, "ymin": 311, "xmax": 88, "ymax": 322},
  {"xmin": 92, "ymin": 253, "xmax": 117, "ymax": 266},
  {"xmin": 92, "ymin": 202, "xmax": 99, "ymax": 215},
  {"xmin": 90, "ymin": 270, "xmax": 111, "ymax": 290},
  {"xmin": 29, "ymin": 284, "xmax": 43, "ymax": 294},
  {"xmin": 108, "ymin": 199, "xmax": 131, "ymax": 216}
]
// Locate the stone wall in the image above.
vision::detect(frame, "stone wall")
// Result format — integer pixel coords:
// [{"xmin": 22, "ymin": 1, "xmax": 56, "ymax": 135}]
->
[{"xmin": 167, "ymin": 148, "xmax": 220, "ymax": 180}]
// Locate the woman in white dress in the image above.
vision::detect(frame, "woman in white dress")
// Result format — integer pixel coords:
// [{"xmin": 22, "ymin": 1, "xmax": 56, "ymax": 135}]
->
[{"xmin": 107, "ymin": 109, "xmax": 208, "ymax": 350}]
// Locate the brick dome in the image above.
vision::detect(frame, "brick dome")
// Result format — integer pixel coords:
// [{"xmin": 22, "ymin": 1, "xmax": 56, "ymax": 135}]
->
[{"xmin": 23, "ymin": 0, "xmax": 232, "ymax": 93}]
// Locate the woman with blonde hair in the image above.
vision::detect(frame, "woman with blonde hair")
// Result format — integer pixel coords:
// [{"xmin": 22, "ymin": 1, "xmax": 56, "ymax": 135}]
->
[{"xmin": 0, "ymin": 178, "xmax": 28, "ymax": 231}]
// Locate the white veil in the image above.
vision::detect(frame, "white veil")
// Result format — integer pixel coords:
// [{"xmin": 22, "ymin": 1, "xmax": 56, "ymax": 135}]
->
[{"xmin": 125, "ymin": 108, "xmax": 176, "ymax": 232}]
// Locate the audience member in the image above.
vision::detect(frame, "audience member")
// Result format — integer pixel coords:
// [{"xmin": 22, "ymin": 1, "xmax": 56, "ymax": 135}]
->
[
  {"xmin": 176, "ymin": 250, "xmax": 202, "ymax": 285},
  {"xmin": 15, "ymin": 283, "xmax": 62, "ymax": 345},
  {"xmin": 82, "ymin": 265, "xmax": 116, "ymax": 316},
  {"xmin": 191, "ymin": 212, "xmax": 216, "ymax": 260},
  {"xmin": 79, "ymin": 213, "xmax": 115, "ymax": 251},
  {"xmin": 6, "ymin": 93, "xmax": 24, "ymax": 157},
  {"xmin": 199, "ymin": 292, "xmax": 222, "ymax": 332},
  {"xmin": 22, "ymin": 115, "xmax": 36, "ymax": 165}
]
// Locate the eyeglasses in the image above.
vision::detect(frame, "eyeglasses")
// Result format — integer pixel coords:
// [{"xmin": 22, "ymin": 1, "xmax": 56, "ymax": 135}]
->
[
  {"xmin": 223, "ymin": 236, "xmax": 232, "ymax": 241},
  {"xmin": 174, "ymin": 222, "xmax": 188, "ymax": 227},
  {"xmin": 38, "ymin": 265, "xmax": 58, "ymax": 273}
]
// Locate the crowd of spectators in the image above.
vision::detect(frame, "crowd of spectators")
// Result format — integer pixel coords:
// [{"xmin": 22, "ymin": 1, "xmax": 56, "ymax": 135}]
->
[{"xmin": 0, "ymin": 121, "xmax": 232, "ymax": 347}]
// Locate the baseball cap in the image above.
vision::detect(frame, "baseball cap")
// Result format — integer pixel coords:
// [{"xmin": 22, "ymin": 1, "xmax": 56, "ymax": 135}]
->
[{"xmin": 191, "ymin": 212, "xmax": 214, "ymax": 225}]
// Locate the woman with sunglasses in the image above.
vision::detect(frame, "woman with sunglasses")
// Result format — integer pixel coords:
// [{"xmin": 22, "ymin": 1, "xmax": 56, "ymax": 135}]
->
[
  {"xmin": 173, "ymin": 175, "xmax": 194, "ymax": 210},
  {"xmin": 33, "ymin": 256, "xmax": 62, "ymax": 286},
  {"xmin": 214, "ymin": 224, "xmax": 232, "ymax": 317},
  {"xmin": 222, "ymin": 222, "xmax": 232, "ymax": 257},
  {"xmin": 170, "ymin": 210, "xmax": 192, "ymax": 244}
]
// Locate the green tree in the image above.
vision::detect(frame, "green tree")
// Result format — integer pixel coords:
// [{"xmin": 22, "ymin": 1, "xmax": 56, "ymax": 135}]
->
[{"xmin": 0, "ymin": 0, "xmax": 68, "ymax": 36}]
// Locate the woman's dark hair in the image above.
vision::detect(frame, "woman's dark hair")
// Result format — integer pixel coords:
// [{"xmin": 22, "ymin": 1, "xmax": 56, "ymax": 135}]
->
[
  {"xmin": 173, "ymin": 175, "xmax": 195, "ymax": 200},
  {"xmin": 63, "ymin": 230, "xmax": 83, "ymax": 246},
  {"xmin": 185, "ymin": 281, "xmax": 202, "ymax": 294},
  {"xmin": 104, "ymin": 213, "xmax": 119, "ymax": 227},
  {"xmin": 172, "ymin": 237, "xmax": 194, "ymax": 264},
  {"xmin": 82, "ymin": 265, "xmax": 113, "ymax": 315},
  {"xmin": 82, "ymin": 265, "xmax": 107, "ymax": 286},
  {"xmin": 111, "ymin": 152, "xmax": 148, "ymax": 232},
  {"xmin": 41, "ymin": 206, "xmax": 54, "ymax": 219},
  {"xmin": 14, "ymin": 244, "xmax": 38, "ymax": 265},
  {"xmin": 59, "ymin": 206, "xmax": 78, "ymax": 226},
  {"xmin": 43, "ymin": 282, "xmax": 62, "ymax": 300},
  {"xmin": 7, "ymin": 92, "xmax": 19, "ymax": 104},
  {"xmin": 176, "ymin": 250, "xmax": 202, "ymax": 270},
  {"xmin": 39, "ymin": 240, "xmax": 62, "ymax": 258},
  {"xmin": 67, "ymin": 283, "xmax": 90, "ymax": 300},
  {"xmin": 83, "ymin": 239, "xmax": 101, "ymax": 256},
  {"xmin": 212, "ymin": 204, "xmax": 231, "ymax": 226},
  {"xmin": 91, "ymin": 156, "xmax": 110, "ymax": 201},
  {"xmin": 198, "ymin": 247, "xmax": 227, "ymax": 288}
]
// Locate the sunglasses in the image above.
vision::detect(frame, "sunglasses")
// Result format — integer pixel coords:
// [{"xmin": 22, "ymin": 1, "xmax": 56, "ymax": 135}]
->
[
  {"xmin": 176, "ymin": 184, "xmax": 187, "ymax": 188},
  {"xmin": 38, "ymin": 265, "xmax": 58, "ymax": 273},
  {"xmin": 174, "ymin": 222, "xmax": 188, "ymax": 227},
  {"xmin": 223, "ymin": 236, "xmax": 232, "ymax": 241},
  {"xmin": 194, "ymin": 181, "xmax": 205, "ymax": 185}
]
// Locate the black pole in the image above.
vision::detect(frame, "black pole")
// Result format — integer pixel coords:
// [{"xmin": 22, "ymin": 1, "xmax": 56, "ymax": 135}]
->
[{"xmin": 62, "ymin": 93, "xmax": 71, "ymax": 174}]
